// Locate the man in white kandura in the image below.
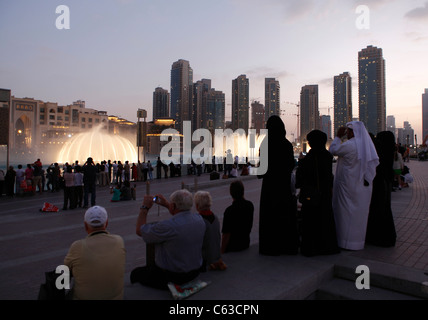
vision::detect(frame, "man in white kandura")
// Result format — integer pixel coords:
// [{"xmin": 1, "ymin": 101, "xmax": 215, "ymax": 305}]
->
[{"xmin": 329, "ymin": 121, "xmax": 379, "ymax": 251}]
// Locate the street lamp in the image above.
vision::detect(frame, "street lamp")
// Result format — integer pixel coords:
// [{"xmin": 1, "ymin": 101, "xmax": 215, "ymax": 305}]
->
[{"xmin": 137, "ymin": 109, "xmax": 147, "ymax": 163}]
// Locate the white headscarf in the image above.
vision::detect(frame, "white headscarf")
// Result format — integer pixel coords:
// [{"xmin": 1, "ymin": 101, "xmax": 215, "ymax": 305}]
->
[{"xmin": 346, "ymin": 121, "xmax": 379, "ymax": 183}]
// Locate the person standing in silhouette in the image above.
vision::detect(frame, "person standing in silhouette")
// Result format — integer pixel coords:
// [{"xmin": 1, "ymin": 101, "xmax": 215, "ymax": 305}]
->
[
  {"xmin": 295, "ymin": 130, "xmax": 340, "ymax": 256},
  {"xmin": 258, "ymin": 115, "xmax": 299, "ymax": 256},
  {"xmin": 366, "ymin": 131, "xmax": 397, "ymax": 247},
  {"xmin": 83, "ymin": 157, "xmax": 97, "ymax": 208}
]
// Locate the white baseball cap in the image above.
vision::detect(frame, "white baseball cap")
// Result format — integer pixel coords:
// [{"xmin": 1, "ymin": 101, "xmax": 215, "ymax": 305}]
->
[{"xmin": 84, "ymin": 206, "xmax": 108, "ymax": 227}]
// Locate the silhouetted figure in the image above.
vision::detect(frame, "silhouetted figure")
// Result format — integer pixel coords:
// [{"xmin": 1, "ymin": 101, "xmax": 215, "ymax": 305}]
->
[
  {"xmin": 258, "ymin": 116, "xmax": 298, "ymax": 256},
  {"xmin": 366, "ymin": 131, "xmax": 397, "ymax": 247},
  {"xmin": 296, "ymin": 130, "xmax": 340, "ymax": 256}
]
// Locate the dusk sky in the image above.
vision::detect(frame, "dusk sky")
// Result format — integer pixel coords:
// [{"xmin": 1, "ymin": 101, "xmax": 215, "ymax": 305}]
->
[{"xmin": 1, "ymin": 0, "xmax": 427, "ymax": 141}]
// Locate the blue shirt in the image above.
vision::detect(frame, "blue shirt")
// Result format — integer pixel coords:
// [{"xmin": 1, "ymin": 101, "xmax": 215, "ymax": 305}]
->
[{"xmin": 140, "ymin": 211, "xmax": 206, "ymax": 273}]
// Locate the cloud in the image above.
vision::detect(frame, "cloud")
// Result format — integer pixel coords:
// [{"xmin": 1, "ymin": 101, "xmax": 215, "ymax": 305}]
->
[
  {"xmin": 405, "ymin": 2, "xmax": 428, "ymax": 21},
  {"xmin": 281, "ymin": 0, "xmax": 315, "ymax": 22},
  {"xmin": 403, "ymin": 32, "xmax": 428, "ymax": 43},
  {"xmin": 318, "ymin": 77, "xmax": 333, "ymax": 87},
  {"xmin": 244, "ymin": 66, "xmax": 289, "ymax": 79},
  {"xmin": 352, "ymin": 0, "xmax": 396, "ymax": 10}
]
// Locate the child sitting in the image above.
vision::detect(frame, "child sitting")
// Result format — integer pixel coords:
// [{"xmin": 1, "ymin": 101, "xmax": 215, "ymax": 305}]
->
[{"xmin": 110, "ymin": 184, "xmax": 121, "ymax": 202}]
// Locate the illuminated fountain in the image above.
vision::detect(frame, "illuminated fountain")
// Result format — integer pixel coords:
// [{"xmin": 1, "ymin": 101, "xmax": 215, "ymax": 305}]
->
[
  {"xmin": 57, "ymin": 126, "xmax": 138, "ymax": 164},
  {"xmin": 212, "ymin": 130, "xmax": 267, "ymax": 163}
]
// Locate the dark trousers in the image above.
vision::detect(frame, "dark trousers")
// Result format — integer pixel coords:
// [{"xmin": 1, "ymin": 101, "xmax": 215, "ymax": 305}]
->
[
  {"xmin": 63, "ymin": 186, "xmax": 76, "ymax": 209},
  {"xmin": 130, "ymin": 264, "xmax": 200, "ymax": 290},
  {"xmin": 84, "ymin": 183, "xmax": 96, "ymax": 207},
  {"xmin": 74, "ymin": 185, "xmax": 83, "ymax": 207}
]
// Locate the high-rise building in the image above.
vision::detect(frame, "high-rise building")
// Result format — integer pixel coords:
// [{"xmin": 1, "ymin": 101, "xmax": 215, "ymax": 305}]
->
[
  {"xmin": 358, "ymin": 45, "xmax": 386, "ymax": 135},
  {"xmin": 153, "ymin": 87, "xmax": 170, "ymax": 120},
  {"xmin": 232, "ymin": 75, "xmax": 249, "ymax": 131},
  {"xmin": 334, "ymin": 72, "xmax": 353, "ymax": 135},
  {"xmin": 422, "ymin": 89, "xmax": 428, "ymax": 140},
  {"xmin": 397, "ymin": 121, "xmax": 414, "ymax": 146},
  {"xmin": 170, "ymin": 59, "xmax": 193, "ymax": 132},
  {"xmin": 265, "ymin": 78, "xmax": 280, "ymax": 122},
  {"xmin": 206, "ymin": 89, "xmax": 225, "ymax": 132},
  {"xmin": 300, "ymin": 85, "xmax": 319, "ymax": 143},
  {"xmin": 192, "ymin": 79, "xmax": 211, "ymax": 130},
  {"xmin": 251, "ymin": 101, "xmax": 265, "ymax": 134},
  {"xmin": 386, "ymin": 115, "xmax": 396, "ymax": 136},
  {"xmin": 320, "ymin": 115, "xmax": 332, "ymax": 140}
]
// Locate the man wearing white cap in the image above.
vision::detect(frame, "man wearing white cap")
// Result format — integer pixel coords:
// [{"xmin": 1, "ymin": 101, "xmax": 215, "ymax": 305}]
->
[
  {"xmin": 64, "ymin": 206, "xmax": 126, "ymax": 299},
  {"xmin": 329, "ymin": 121, "xmax": 379, "ymax": 250}
]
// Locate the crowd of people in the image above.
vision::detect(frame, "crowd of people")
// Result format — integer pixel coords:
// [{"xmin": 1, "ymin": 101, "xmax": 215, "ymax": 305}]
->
[
  {"xmin": 7, "ymin": 115, "xmax": 411, "ymax": 299},
  {"xmin": 0, "ymin": 154, "xmax": 252, "ymax": 199}
]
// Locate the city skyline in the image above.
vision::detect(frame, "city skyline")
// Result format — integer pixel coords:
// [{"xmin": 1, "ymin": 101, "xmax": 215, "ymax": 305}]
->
[{"xmin": 1, "ymin": 0, "xmax": 427, "ymax": 141}]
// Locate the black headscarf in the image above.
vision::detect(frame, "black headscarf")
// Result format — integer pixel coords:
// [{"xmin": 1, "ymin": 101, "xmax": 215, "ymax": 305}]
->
[
  {"xmin": 266, "ymin": 115, "xmax": 286, "ymax": 141},
  {"xmin": 307, "ymin": 130, "xmax": 327, "ymax": 151}
]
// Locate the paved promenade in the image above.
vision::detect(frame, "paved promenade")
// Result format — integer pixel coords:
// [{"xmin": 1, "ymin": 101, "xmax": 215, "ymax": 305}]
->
[
  {"xmin": 350, "ymin": 159, "xmax": 428, "ymax": 270},
  {"xmin": 0, "ymin": 160, "xmax": 427, "ymax": 300}
]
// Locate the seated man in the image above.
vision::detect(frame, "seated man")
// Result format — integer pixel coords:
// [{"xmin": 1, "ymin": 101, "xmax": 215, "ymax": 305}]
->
[
  {"xmin": 221, "ymin": 180, "xmax": 254, "ymax": 253},
  {"xmin": 131, "ymin": 189, "xmax": 206, "ymax": 290},
  {"xmin": 64, "ymin": 206, "xmax": 126, "ymax": 300}
]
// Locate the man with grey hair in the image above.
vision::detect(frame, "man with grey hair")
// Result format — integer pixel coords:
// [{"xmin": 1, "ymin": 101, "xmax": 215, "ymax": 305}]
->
[{"xmin": 131, "ymin": 189, "xmax": 206, "ymax": 289}]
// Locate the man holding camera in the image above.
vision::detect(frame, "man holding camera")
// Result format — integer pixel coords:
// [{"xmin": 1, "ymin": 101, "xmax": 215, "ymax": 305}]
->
[
  {"xmin": 130, "ymin": 189, "xmax": 206, "ymax": 289},
  {"xmin": 82, "ymin": 157, "xmax": 97, "ymax": 208}
]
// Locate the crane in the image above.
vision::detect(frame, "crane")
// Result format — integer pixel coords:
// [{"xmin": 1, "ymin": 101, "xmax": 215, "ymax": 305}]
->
[{"xmin": 284, "ymin": 101, "xmax": 300, "ymax": 142}]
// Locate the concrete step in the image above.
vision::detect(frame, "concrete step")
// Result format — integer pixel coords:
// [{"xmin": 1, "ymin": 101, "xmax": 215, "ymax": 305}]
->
[
  {"xmin": 315, "ymin": 278, "xmax": 423, "ymax": 300},
  {"xmin": 182, "ymin": 174, "xmax": 257, "ymax": 192},
  {"xmin": 124, "ymin": 244, "xmax": 335, "ymax": 300},
  {"xmin": 331, "ymin": 256, "xmax": 428, "ymax": 299},
  {"xmin": 123, "ymin": 246, "xmax": 428, "ymax": 300}
]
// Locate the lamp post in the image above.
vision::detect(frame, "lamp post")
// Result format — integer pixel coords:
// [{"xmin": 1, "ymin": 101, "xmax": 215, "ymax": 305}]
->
[
  {"xmin": 137, "ymin": 109, "xmax": 147, "ymax": 163},
  {"xmin": 415, "ymin": 134, "xmax": 418, "ymax": 156},
  {"xmin": 137, "ymin": 112, "xmax": 140, "ymax": 163}
]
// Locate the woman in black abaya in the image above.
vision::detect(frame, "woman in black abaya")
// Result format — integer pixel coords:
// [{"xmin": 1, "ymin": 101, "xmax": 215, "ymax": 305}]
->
[
  {"xmin": 295, "ymin": 130, "xmax": 340, "ymax": 256},
  {"xmin": 366, "ymin": 131, "xmax": 397, "ymax": 247},
  {"xmin": 258, "ymin": 116, "xmax": 299, "ymax": 256}
]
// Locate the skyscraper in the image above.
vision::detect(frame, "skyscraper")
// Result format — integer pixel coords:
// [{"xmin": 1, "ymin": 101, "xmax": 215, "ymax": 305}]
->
[
  {"xmin": 265, "ymin": 78, "xmax": 280, "ymax": 122},
  {"xmin": 300, "ymin": 85, "xmax": 319, "ymax": 143},
  {"xmin": 386, "ymin": 115, "xmax": 396, "ymax": 136},
  {"xmin": 334, "ymin": 72, "xmax": 353, "ymax": 135},
  {"xmin": 396, "ymin": 121, "xmax": 414, "ymax": 146},
  {"xmin": 232, "ymin": 75, "xmax": 249, "ymax": 131},
  {"xmin": 170, "ymin": 59, "xmax": 193, "ymax": 132},
  {"xmin": 192, "ymin": 79, "xmax": 211, "ymax": 130},
  {"xmin": 153, "ymin": 87, "xmax": 170, "ymax": 120},
  {"xmin": 251, "ymin": 101, "xmax": 265, "ymax": 134},
  {"xmin": 206, "ymin": 88, "xmax": 225, "ymax": 132},
  {"xmin": 358, "ymin": 45, "xmax": 386, "ymax": 135},
  {"xmin": 423, "ymin": 89, "xmax": 428, "ymax": 140},
  {"xmin": 320, "ymin": 115, "xmax": 332, "ymax": 140}
]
